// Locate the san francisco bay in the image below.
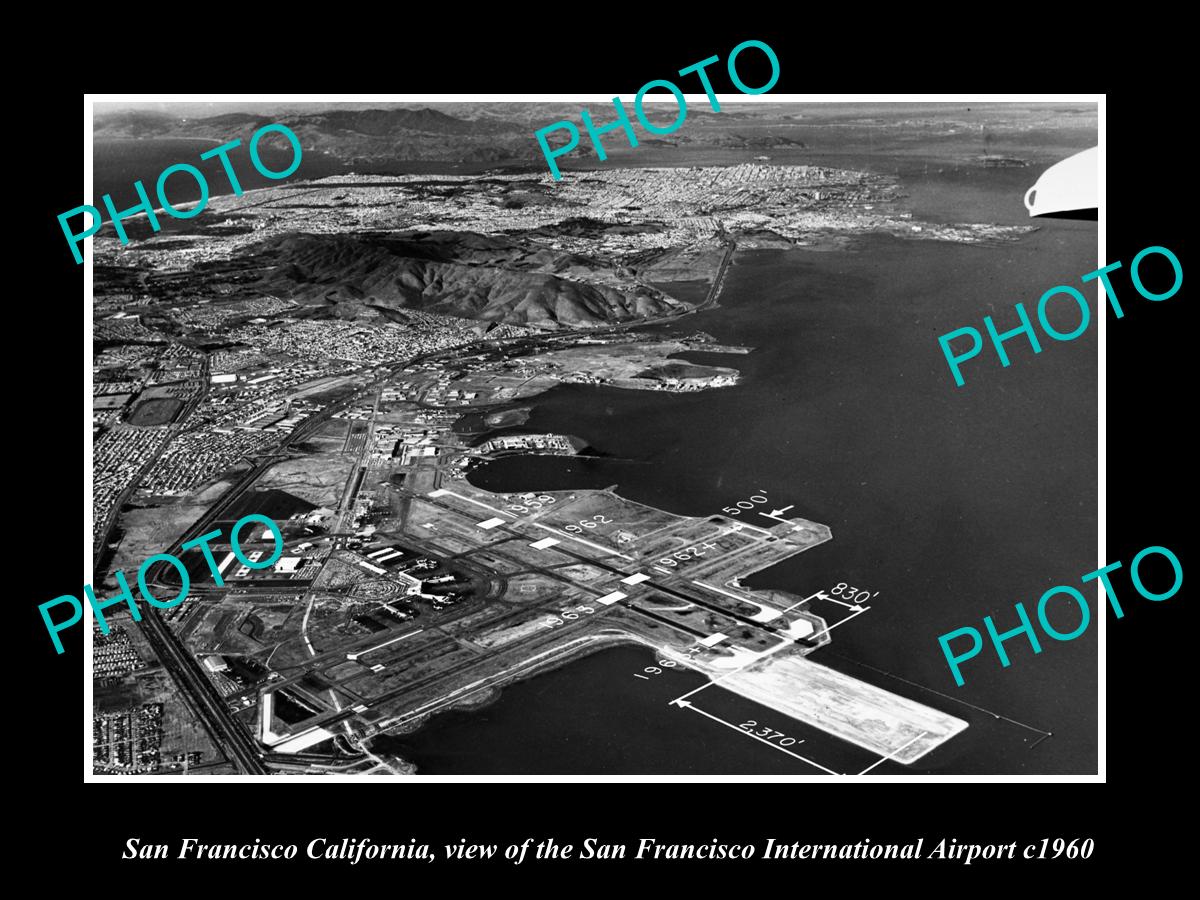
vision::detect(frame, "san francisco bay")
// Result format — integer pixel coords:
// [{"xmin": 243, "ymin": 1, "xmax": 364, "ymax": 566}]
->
[{"xmin": 382, "ymin": 170, "xmax": 1099, "ymax": 775}]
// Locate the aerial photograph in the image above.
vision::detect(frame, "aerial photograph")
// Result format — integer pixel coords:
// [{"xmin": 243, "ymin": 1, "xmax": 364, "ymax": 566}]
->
[{"xmin": 88, "ymin": 99, "xmax": 1098, "ymax": 776}]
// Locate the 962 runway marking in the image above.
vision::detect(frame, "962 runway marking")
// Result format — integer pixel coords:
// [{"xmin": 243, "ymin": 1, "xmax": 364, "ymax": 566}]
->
[{"xmin": 654, "ymin": 543, "xmax": 720, "ymax": 570}]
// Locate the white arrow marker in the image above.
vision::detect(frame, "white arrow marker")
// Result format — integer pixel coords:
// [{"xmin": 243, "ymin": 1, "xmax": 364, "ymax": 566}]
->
[
  {"xmin": 759, "ymin": 505, "xmax": 795, "ymax": 523},
  {"xmin": 821, "ymin": 594, "xmax": 865, "ymax": 611},
  {"xmin": 808, "ymin": 606, "xmax": 871, "ymax": 641}
]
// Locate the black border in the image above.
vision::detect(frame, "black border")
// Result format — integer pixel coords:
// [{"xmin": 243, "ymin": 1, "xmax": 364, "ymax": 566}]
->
[{"xmin": 18, "ymin": 28, "xmax": 1189, "ymax": 879}]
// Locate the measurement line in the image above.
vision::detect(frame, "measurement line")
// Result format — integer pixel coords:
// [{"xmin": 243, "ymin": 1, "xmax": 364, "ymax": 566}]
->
[
  {"xmin": 692, "ymin": 582, "xmax": 827, "ymax": 621},
  {"xmin": 728, "ymin": 520, "xmax": 775, "ymax": 536},
  {"xmin": 678, "ymin": 701, "xmax": 840, "ymax": 776},
  {"xmin": 671, "ymin": 669, "xmax": 749, "ymax": 705},
  {"xmin": 757, "ymin": 505, "xmax": 794, "ymax": 524},
  {"xmin": 777, "ymin": 592, "xmax": 824, "ymax": 615},
  {"xmin": 808, "ymin": 606, "xmax": 871, "ymax": 640},
  {"xmin": 670, "ymin": 638, "xmax": 798, "ymax": 705},
  {"xmin": 819, "ymin": 650, "xmax": 1052, "ymax": 737},
  {"xmin": 857, "ymin": 731, "xmax": 928, "ymax": 775},
  {"xmin": 819, "ymin": 594, "xmax": 861, "ymax": 610},
  {"xmin": 663, "ymin": 593, "xmax": 830, "ymax": 704},
  {"xmin": 531, "ymin": 522, "xmax": 635, "ymax": 560}
]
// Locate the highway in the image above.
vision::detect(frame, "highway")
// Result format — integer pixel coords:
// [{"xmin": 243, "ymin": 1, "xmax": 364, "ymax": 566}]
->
[
  {"xmin": 105, "ymin": 244, "xmax": 745, "ymax": 774},
  {"xmin": 138, "ymin": 599, "xmax": 268, "ymax": 774}
]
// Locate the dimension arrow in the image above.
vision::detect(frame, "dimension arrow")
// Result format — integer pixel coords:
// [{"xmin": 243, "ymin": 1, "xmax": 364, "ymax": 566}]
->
[
  {"xmin": 820, "ymin": 594, "xmax": 866, "ymax": 611},
  {"xmin": 772, "ymin": 591, "xmax": 830, "ymax": 616},
  {"xmin": 673, "ymin": 700, "xmax": 841, "ymax": 775},
  {"xmin": 758, "ymin": 505, "xmax": 795, "ymax": 523},
  {"xmin": 808, "ymin": 606, "xmax": 871, "ymax": 641}
]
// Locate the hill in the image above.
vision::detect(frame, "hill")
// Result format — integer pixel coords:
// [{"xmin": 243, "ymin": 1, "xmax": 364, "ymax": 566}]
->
[
  {"xmin": 220, "ymin": 231, "xmax": 687, "ymax": 328},
  {"xmin": 93, "ymin": 106, "xmax": 590, "ymax": 166}
]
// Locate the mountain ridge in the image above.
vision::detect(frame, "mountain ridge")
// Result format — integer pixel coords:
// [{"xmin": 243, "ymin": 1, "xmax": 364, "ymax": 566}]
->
[{"xmin": 219, "ymin": 230, "xmax": 686, "ymax": 328}]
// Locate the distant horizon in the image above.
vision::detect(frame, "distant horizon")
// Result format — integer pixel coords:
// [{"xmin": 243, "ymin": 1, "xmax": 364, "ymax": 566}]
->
[{"xmin": 94, "ymin": 99, "xmax": 1096, "ymax": 121}]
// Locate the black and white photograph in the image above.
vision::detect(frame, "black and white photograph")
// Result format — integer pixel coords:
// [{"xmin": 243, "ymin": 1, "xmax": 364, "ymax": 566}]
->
[
  {"xmin": 78, "ymin": 95, "xmax": 1102, "ymax": 778},
  {"xmin": 11, "ymin": 15, "xmax": 1196, "ymax": 876}
]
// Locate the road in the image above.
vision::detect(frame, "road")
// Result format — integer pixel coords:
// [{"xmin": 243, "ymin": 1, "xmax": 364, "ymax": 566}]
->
[
  {"xmin": 103, "ymin": 243, "xmax": 744, "ymax": 774},
  {"xmin": 137, "ymin": 593, "xmax": 268, "ymax": 774},
  {"xmin": 93, "ymin": 356, "xmax": 211, "ymax": 558}
]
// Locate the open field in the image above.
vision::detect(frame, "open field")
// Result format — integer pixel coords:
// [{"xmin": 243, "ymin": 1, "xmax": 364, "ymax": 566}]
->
[{"xmin": 128, "ymin": 397, "xmax": 184, "ymax": 426}]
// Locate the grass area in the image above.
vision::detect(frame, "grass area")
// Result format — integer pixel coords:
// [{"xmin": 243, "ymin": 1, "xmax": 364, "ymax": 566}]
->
[{"xmin": 128, "ymin": 397, "xmax": 183, "ymax": 426}]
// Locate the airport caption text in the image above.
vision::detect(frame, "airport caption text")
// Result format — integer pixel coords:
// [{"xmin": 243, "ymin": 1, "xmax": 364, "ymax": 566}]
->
[{"xmin": 121, "ymin": 834, "xmax": 1095, "ymax": 866}]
